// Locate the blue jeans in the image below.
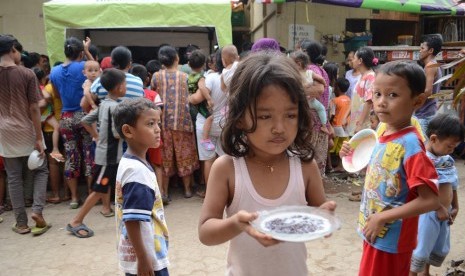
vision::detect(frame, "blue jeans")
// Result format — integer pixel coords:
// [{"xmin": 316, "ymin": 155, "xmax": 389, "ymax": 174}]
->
[{"xmin": 125, "ymin": 267, "xmax": 169, "ymax": 276}]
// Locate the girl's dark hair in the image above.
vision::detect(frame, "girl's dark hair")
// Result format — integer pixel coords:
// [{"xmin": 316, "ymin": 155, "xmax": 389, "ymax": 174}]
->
[
  {"xmin": 64, "ymin": 37, "xmax": 84, "ymax": 60},
  {"xmin": 158, "ymin": 45, "xmax": 178, "ymax": 67},
  {"xmin": 426, "ymin": 113, "xmax": 465, "ymax": 141},
  {"xmin": 113, "ymin": 98, "xmax": 158, "ymax": 140},
  {"xmin": 301, "ymin": 40, "xmax": 325, "ymax": 66},
  {"xmin": 215, "ymin": 48, "xmax": 224, "ymax": 72},
  {"xmin": 377, "ymin": 60, "xmax": 426, "ymax": 97},
  {"xmin": 221, "ymin": 52, "xmax": 314, "ymax": 161},
  {"xmin": 323, "ymin": 62, "xmax": 339, "ymax": 87},
  {"xmin": 355, "ymin": 47, "xmax": 376, "ymax": 69}
]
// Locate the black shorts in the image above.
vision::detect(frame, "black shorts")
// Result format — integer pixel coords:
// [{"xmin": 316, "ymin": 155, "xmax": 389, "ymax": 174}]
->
[{"xmin": 91, "ymin": 164, "xmax": 118, "ymax": 193}]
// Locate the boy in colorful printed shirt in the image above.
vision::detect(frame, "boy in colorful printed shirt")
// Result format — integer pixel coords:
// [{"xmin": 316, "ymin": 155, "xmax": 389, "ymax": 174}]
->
[
  {"xmin": 340, "ymin": 61, "xmax": 439, "ymax": 276},
  {"xmin": 113, "ymin": 98, "xmax": 169, "ymax": 276}
]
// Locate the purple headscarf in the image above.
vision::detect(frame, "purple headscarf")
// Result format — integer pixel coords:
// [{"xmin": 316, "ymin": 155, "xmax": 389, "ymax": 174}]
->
[{"xmin": 251, "ymin": 38, "xmax": 280, "ymax": 53}]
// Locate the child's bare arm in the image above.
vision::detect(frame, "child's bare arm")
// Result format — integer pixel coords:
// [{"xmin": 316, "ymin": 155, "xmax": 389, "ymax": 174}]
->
[
  {"xmin": 125, "ymin": 221, "xmax": 154, "ymax": 276},
  {"xmin": 81, "ymin": 121, "xmax": 98, "ymax": 141},
  {"xmin": 198, "ymin": 156, "xmax": 278, "ymax": 247},
  {"xmin": 189, "ymin": 80, "xmax": 210, "ymax": 106},
  {"xmin": 220, "ymin": 74, "xmax": 227, "ymax": 92},
  {"xmin": 312, "ymin": 72, "xmax": 327, "ymax": 87},
  {"xmin": 83, "ymin": 80, "xmax": 98, "ymax": 110},
  {"xmin": 81, "ymin": 109, "xmax": 99, "ymax": 140},
  {"xmin": 363, "ymin": 184, "xmax": 439, "ymax": 243},
  {"xmin": 450, "ymin": 190, "xmax": 459, "ymax": 225}
]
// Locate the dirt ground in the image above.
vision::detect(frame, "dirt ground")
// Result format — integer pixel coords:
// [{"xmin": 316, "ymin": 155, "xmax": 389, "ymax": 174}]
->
[{"xmin": 0, "ymin": 163, "xmax": 464, "ymax": 275}]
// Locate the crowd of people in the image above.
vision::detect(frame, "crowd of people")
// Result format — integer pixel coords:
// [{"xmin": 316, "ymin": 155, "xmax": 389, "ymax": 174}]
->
[{"xmin": 0, "ymin": 32, "xmax": 461, "ymax": 276}]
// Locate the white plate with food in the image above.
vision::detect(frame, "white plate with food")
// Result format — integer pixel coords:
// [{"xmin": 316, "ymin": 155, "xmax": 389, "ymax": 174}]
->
[{"xmin": 251, "ymin": 206, "xmax": 341, "ymax": 242}]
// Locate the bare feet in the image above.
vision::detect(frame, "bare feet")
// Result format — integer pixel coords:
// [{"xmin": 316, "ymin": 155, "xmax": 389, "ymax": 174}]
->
[{"xmin": 31, "ymin": 212, "xmax": 47, "ymax": 228}]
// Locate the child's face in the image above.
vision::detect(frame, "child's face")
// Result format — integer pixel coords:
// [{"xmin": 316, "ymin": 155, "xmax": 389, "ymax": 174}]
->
[
  {"xmin": 84, "ymin": 64, "xmax": 101, "ymax": 82},
  {"xmin": 346, "ymin": 52, "xmax": 355, "ymax": 68},
  {"xmin": 130, "ymin": 108, "xmax": 161, "ymax": 149},
  {"xmin": 429, "ymin": 135, "xmax": 461, "ymax": 156},
  {"xmin": 113, "ymin": 80, "xmax": 127, "ymax": 98},
  {"xmin": 372, "ymin": 73, "xmax": 422, "ymax": 131},
  {"xmin": 239, "ymin": 85, "xmax": 298, "ymax": 156}
]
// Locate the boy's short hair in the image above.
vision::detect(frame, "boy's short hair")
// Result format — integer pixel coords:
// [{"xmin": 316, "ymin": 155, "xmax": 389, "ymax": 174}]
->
[
  {"xmin": 426, "ymin": 113, "xmax": 465, "ymax": 141},
  {"xmin": 100, "ymin": 68, "xmax": 126, "ymax": 93},
  {"xmin": 188, "ymin": 50, "xmax": 206, "ymax": 70},
  {"xmin": 113, "ymin": 98, "xmax": 158, "ymax": 140},
  {"xmin": 335, "ymin": 77, "xmax": 350, "ymax": 93},
  {"xmin": 129, "ymin": 64, "xmax": 148, "ymax": 83},
  {"xmin": 422, "ymin": 34, "xmax": 443, "ymax": 56},
  {"xmin": 376, "ymin": 60, "xmax": 426, "ymax": 97},
  {"xmin": 145, "ymin": 59, "xmax": 162, "ymax": 74},
  {"xmin": 111, "ymin": 46, "xmax": 132, "ymax": 69}
]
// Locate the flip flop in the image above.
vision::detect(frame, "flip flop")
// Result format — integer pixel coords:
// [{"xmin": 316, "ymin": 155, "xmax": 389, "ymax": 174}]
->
[
  {"xmin": 12, "ymin": 224, "xmax": 31, "ymax": 234},
  {"xmin": 31, "ymin": 224, "xmax": 52, "ymax": 236},
  {"xmin": 66, "ymin": 223, "xmax": 94, "ymax": 238},
  {"xmin": 100, "ymin": 210, "xmax": 115, "ymax": 217},
  {"xmin": 69, "ymin": 201, "xmax": 80, "ymax": 209},
  {"xmin": 0, "ymin": 217, "xmax": 3, "ymax": 223},
  {"xmin": 50, "ymin": 153, "xmax": 65, "ymax": 162}
]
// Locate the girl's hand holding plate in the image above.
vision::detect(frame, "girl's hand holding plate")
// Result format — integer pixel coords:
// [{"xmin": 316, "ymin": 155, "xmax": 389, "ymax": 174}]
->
[{"xmin": 236, "ymin": 210, "xmax": 280, "ymax": 247}]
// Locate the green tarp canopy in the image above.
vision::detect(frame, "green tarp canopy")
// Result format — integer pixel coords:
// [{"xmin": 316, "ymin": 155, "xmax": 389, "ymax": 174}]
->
[
  {"xmin": 43, "ymin": 0, "xmax": 232, "ymax": 63},
  {"xmin": 258, "ymin": 0, "xmax": 465, "ymax": 15}
]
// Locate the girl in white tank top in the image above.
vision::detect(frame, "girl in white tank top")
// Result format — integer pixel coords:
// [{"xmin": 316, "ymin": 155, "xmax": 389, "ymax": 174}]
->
[{"xmin": 198, "ymin": 52, "xmax": 337, "ymax": 276}]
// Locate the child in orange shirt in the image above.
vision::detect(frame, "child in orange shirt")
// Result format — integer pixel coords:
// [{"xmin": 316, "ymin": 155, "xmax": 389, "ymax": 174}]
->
[{"xmin": 329, "ymin": 77, "xmax": 351, "ymax": 171}]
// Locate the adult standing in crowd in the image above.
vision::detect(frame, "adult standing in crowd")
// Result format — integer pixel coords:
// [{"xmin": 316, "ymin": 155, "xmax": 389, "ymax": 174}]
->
[
  {"xmin": 189, "ymin": 49, "xmax": 228, "ymax": 197},
  {"xmin": 0, "ymin": 35, "xmax": 50, "ymax": 235},
  {"xmin": 417, "ymin": 34, "xmax": 443, "ymax": 134},
  {"xmin": 49, "ymin": 37, "xmax": 94, "ymax": 209},
  {"xmin": 301, "ymin": 40, "xmax": 330, "ymax": 176},
  {"xmin": 346, "ymin": 47, "xmax": 377, "ymax": 136},
  {"xmin": 344, "ymin": 50, "xmax": 361, "ymax": 99},
  {"xmin": 152, "ymin": 45, "xmax": 199, "ymax": 199}
]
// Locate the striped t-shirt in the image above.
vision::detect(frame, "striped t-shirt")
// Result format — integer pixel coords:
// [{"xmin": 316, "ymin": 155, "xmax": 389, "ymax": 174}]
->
[
  {"xmin": 0, "ymin": 65, "xmax": 42, "ymax": 157},
  {"xmin": 91, "ymin": 72, "xmax": 144, "ymax": 101}
]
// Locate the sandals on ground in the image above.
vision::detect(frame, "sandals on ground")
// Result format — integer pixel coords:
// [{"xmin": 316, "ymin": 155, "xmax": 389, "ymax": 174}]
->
[
  {"xmin": 50, "ymin": 152, "xmax": 65, "ymax": 162},
  {"xmin": 12, "ymin": 224, "xmax": 31, "ymax": 234},
  {"xmin": 66, "ymin": 223, "xmax": 94, "ymax": 238}
]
